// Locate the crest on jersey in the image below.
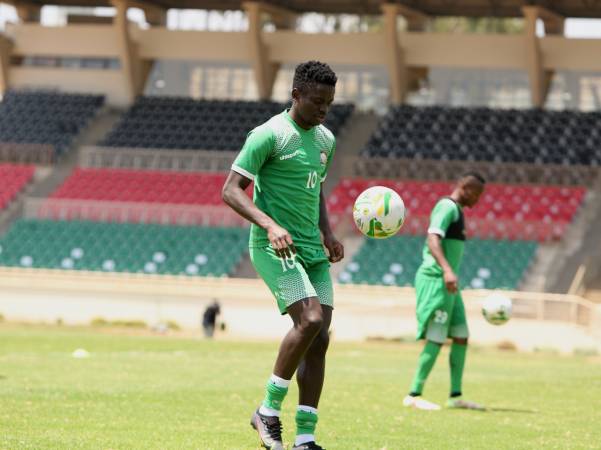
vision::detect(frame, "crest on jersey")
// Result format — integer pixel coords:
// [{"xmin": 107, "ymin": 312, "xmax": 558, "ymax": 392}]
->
[{"xmin": 320, "ymin": 150, "xmax": 328, "ymax": 166}]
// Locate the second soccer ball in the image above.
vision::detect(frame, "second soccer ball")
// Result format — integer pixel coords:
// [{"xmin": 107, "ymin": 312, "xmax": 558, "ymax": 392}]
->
[
  {"xmin": 482, "ymin": 293, "xmax": 513, "ymax": 325},
  {"xmin": 353, "ymin": 186, "xmax": 405, "ymax": 239}
]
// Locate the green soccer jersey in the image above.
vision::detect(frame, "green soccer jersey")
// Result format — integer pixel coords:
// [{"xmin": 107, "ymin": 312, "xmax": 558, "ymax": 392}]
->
[
  {"xmin": 232, "ymin": 110, "xmax": 336, "ymax": 249},
  {"xmin": 419, "ymin": 197, "xmax": 465, "ymax": 277}
]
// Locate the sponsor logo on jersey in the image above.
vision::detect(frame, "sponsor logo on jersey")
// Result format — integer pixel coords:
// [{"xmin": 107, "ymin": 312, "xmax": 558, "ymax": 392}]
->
[{"xmin": 280, "ymin": 149, "xmax": 302, "ymax": 160}]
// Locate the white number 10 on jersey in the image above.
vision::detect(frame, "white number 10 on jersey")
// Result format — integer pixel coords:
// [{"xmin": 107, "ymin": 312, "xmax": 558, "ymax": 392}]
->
[{"xmin": 306, "ymin": 171, "xmax": 318, "ymax": 189}]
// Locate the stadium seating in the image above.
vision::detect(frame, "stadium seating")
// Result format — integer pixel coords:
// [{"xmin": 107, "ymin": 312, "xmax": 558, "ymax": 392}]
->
[
  {"xmin": 0, "ymin": 90, "xmax": 104, "ymax": 157},
  {"xmin": 0, "ymin": 219, "xmax": 249, "ymax": 276},
  {"xmin": 328, "ymin": 178, "xmax": 586, "ymax": 241},
  {"xmin": 100, "ymin": 97, "xmax": 354, "ymax": 150},
  {"xmin": 51, "ymin": 168, "xmax": 232, "ymax": 204},
  {"xmin": 362, "ymin": 105, "xmax": 601, "ymax": 165},
  {"xmin": 0, "ymin": 163, "xmax": 35, "ymax": 210},
  {"xmin": 338, "ymin": 235, "xmax": 537, "ymax": 290}
]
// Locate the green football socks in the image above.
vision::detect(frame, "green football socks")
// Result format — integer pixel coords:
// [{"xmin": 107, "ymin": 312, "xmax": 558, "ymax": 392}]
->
[
  {"xmin": 449, "ymin": 342, "xmax": 467, "ymax": 397},
  {"xmin": 295, "ymin": 406, "xmax": 318, "ymax": 438},
  {"xmin": 261, "ymin": 374, "xmax": 290, "ymax": 414},
  {"xmin": 409, "ymin": 340, "xmax": 442, "ymax": 395}
]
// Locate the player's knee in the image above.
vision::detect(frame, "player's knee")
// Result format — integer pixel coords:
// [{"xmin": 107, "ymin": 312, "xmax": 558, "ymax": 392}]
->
[
  {"xmin": 453, "ymin": 337, "xmax": 468, "ymax": 345},
  {"xmin": 300, "ymin": 312, "xmax": 324, "ymax": 336},
  {"xmin": 305, "ymin": 314, "xmax": 324, "ymax": 335}
]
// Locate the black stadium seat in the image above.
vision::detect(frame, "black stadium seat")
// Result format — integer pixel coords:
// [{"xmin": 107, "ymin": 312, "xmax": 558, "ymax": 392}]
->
[
  {"xmin": 100, "ymin": 97, "xmax": 354, "ymax": 151},
  {"xmin": 361, "ymin": 105, "xmax": 601, "ymax": 166},
  {"xmin": 0, "ymin": 90, "xmax": 104, "ymax": 156}
]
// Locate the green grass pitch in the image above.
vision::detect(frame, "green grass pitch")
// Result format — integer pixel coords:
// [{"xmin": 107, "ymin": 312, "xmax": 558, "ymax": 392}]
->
[{"xmin": 1, "ymin": 324, "xmax": 600, "ymax": 449}]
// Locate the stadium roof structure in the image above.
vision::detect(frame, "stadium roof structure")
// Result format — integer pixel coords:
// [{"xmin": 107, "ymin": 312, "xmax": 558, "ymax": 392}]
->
[
  {"xmin": 1, "ymin": 0, "xmax": 600, "ymax": 109},
  {"xmin": 5, "ymin": 0, "xmax": 601, "ymax": 19}
]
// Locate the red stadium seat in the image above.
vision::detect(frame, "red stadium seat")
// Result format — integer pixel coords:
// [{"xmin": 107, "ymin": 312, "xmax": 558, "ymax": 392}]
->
[
  {"xmin": 52, "ymin": 167, "xmax": 253, "ymax": 206},
  {"xmin": 328, "ymin": 177, "xmax": 586, "ymax": 242},
  {"xmin": 0, "ymin": 164, "xmax": 35, "ymax": 212}
]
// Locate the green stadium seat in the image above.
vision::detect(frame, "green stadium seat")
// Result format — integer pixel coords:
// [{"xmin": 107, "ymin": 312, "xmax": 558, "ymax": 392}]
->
[
  {"xmin": 0, "ymin": 219, "xmax": 249, "ymax": 277},
  {"xmin": 339, "ymin": 236, "xmax": 537, "ymax": 290}
]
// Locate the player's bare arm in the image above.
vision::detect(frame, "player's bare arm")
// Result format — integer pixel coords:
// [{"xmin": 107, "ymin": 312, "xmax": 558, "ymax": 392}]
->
[
  {"xmin": 222, "ymin": 170, "xmax": 296, "ymax": 258},
  {"xmin": 426, "ymin": 233, "xmax": 458, "ymax": 293},
  {"xmin": 318, "ymin": 188, "xmax": 344, "ymax": 263}
]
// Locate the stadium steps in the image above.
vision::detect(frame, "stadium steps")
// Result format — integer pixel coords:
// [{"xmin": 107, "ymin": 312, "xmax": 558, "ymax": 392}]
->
[
  {"xmin": 28, "ymin": 108, "xmax": 124, "ymax": 200},
  {"xmin": 328, "ymin": 235, "xmax": 365, "ymax": 281},
  {"xmin": 323, "ymin": 111, "xmax": 379, "ymax": 195},
  {"xmin": 78, "ymin": 108, "xmax": 124, "ymax": 147},
  {"xmin": 543, "ymin": 189, "xmax": 601, "ymax": 293},
  {"xmin": 519, "ymin": 243, "xmax": 560, "ymax": 292},
  {"xmin": 230, "ymin": 247, "xmax": 257, "ymax": 279}
]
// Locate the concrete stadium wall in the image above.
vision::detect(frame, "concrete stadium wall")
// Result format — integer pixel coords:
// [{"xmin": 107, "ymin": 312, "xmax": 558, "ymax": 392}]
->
[
  {"xmin": 9, "ymin": 67, "xmax": 129, "ymax": 104},
  {"xmin": 2, "ymin": 23, "xmax": 600, "ymax": 106},
  {"xmin": 0, "ymin": 268, "xmax": 599, "ymax": 354}
]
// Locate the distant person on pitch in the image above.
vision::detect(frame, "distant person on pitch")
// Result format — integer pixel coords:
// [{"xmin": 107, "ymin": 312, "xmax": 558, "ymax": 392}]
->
[
  {"xmin": 202, "ymin": 300, "xmax": 221, "ymax": 338},
  {"xmin": 404, "ymin": 173, "xmax": 486, "ymax": 411},
  {"xmin": 222, "ymin": 61, "xmax": 344, "ymax": 450}
]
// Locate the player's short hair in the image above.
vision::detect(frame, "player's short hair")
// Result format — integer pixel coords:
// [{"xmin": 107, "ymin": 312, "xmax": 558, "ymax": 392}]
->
[
  {"xmin": 461, "ymin": 172, "xmax": 486, "ymax": 185},
  {"xmin": 293, "ymin": 60, "xmax": 337, "ymax": 91}
]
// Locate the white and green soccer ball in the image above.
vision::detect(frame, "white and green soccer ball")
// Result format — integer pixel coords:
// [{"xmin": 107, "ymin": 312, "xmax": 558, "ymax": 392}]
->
[
  {"xmin": 482, "ymin": 293, "xmax": 512, "ymax": 325},
  {"xmin": 353, "ymin": 186, "xmax": 405, "ymax": 239}
]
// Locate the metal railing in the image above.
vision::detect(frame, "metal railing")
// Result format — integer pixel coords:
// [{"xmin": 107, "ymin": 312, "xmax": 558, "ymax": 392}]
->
[
  {"xmin": 339, "ymin": 285, "xmax": 601, "ymax": 332},
  {"xmin": 79, "ymin": 145, "xmax": 236, "ymax": 172},
  {"xmin": 23, "ymin": 197, "xmax": 248, "ymax": 227},
  {"xmin": 0, "ymin": 142, "xmax": 55, "ymax": 164},
  {"xmin": 330, "ymin": 212, "xmax": 570, "ymax": 242},
  {"xmin": 343, "ymin": 156, "xmax": 601, "ymax": 187}
]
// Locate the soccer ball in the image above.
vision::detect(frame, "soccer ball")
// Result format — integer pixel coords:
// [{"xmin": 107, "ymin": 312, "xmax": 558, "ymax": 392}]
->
[
  {"xmin": 482, "ymin": 294, "xmax": 512, "ymax": 325},
  {"xmin": 353, "ymin": 186, "xmax": 405, "ymax": 239}
]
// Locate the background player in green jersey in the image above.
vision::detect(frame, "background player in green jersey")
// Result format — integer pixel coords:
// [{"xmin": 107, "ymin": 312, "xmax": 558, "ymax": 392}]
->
[
  {"xmin": 222, "ymin": 61, "xmax": 344, "ymax": 450},
  {"xmin": 403, "ymin": 173, "xmax": 486, "ymax": 411}
]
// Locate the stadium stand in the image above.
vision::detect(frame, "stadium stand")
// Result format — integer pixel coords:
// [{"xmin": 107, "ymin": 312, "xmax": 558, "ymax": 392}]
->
[
  {"xmin": 0, "ymin": 91, "xmax": 104, "ymax": 162},
  {"xmin": 51, "ymin": 168, "xmax": 233, "ymax": 204},
  {"xmin": 0, "ymin": 219, "xmax": 249, "ymax": 276},
  {"xmin": 361, "ymin": 105, "xmax": 601, "ymax": 166},
  {"xmin": 338, "ymin": 235, "xmax": 538, "ymax": 290},
  {"xmin": 0, "ymin": 164, "xmax": 35, "ymax": 211},
  {"xmin": 38, "ymin": 167, "xmax": 251, "ymax": 226},
  {"xmin": 328, "ymin": 178, "xmax": 586, "ymax": 241},
  {"xmin": 100, "ymin": 97, "xmax": 354, "ymax": 150}
]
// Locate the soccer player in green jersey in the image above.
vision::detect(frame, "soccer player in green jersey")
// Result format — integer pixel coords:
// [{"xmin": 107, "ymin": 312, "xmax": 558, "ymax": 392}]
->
[
  {"xmin": 222, "ymin": 61, "xmax": 344, "ymax": 450},
  {"xmin": 403, "ymin": 173, "xmax": 486, "ymax": 411}
]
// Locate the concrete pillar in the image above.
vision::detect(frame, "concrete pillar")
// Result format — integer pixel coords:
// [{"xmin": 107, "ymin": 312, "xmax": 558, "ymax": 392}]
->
[
  {"xmin": 143, "ymin": 8, "xmax": 167, "ymax": 27},
  {"xmin": 0, "ymin": 34, "xmax": 12, "ymax": 96},
  {"xmin": 112, "ymin": 0, "xmax": 145, "ymax": 104},
  {"xmin": 522, "ymin": 6, "xmax": 563, "ymax": 108},
  {"xmin": 381, "ymin": 4, "xmax": 408, "ymax": 105},
  {"xmin": 16, "ymin": 4, "xmax": 41, "ymax": 23},
  {"xmin": 381, "ymin": 4, "xmax": 430, "ymax": 105},
  {"xmin": 522, "ymin": 7, "xmax": 546, "ymax": 108},
  {"xmin": 243, "ymin": 2, "xmax": 294, "ymax": 101}
]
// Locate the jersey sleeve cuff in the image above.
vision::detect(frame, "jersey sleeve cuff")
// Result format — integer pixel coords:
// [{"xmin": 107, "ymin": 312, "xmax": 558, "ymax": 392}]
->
[
  {"xmin": 428, "ymin": 227, "xmax": 446, "ymax": 237},
  {"xmin": 232, "ymin": 164, "xmax": 255, "ymax": 181}
]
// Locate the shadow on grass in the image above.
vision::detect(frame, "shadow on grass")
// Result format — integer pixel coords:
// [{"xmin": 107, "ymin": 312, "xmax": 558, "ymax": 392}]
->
[{"xmin": 487, "ymin": 407, "xmax": 537, "ymax": 414}]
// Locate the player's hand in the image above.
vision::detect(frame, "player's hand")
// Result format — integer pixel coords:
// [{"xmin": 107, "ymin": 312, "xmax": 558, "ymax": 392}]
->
[
  {"xmin": 267, "ymin": 223, "xmax": 296, "ymax": 258},
  {"xmin": 444, "ymin": 269, "xmax": 458, "ymax": 294},
  {"xmin": 323, "ymin": 234, "xmax": 344, "ymax": 263}
]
